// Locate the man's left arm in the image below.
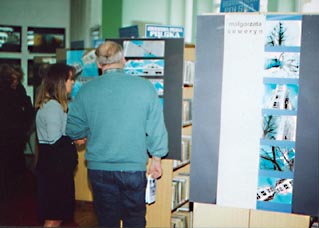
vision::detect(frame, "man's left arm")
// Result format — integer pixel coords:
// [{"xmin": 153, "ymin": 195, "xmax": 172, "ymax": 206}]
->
[{"xmin": 146, "ymin": 92, "xmax": 169, "ymax": 178}]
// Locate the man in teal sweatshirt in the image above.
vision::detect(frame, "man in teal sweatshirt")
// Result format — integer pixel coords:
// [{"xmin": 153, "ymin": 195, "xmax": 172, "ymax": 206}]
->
[{"xmin": 66, "ymin": 40, "xmax": 168, "ymax": 228}]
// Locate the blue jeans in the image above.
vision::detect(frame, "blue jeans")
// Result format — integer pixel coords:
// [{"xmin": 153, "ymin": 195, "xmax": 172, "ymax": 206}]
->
[{"xmin": 88, "ymin": 169, "xmax": 147, "ymax": 228}]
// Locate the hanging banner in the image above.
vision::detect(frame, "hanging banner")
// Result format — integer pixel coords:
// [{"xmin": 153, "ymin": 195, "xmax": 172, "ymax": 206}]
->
[{"xmin": 220, "ymin": 0, "xmax": 260, "ymax": 12}]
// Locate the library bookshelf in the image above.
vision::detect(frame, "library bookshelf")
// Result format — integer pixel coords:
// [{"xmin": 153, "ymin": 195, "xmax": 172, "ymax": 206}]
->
[{"xmin": 146, "ymin": 44, "xmax": 195, "ymax": 228}]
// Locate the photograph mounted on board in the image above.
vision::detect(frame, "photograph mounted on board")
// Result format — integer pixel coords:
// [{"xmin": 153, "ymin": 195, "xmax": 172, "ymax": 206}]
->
[
  {"xmin": 0, "ymin": 25, "xmax": 21, "ymax": 52},
  {"xmin": 124, "ymin": 59, "xmax": 164, "ymax": 76},
  {"xmin": 27, "ymin": 56, "xmax": 56, "ymax": 87},
  {"xmin": 262, "ymin": 83, "xmax": 299, "ymax": 110},
  {"xmin": 27, "ymin": 27, "xmax": 65, "ymax": 53},
  {"xmin": 262, "ymin": 115, "xmax": 297, "ymax": 141}
]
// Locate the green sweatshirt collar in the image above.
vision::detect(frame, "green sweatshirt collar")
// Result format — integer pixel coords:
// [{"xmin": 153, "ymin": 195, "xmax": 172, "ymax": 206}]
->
[{"xmin": 103, "ymin": 68, "xmax": 124, "ymax": 75}]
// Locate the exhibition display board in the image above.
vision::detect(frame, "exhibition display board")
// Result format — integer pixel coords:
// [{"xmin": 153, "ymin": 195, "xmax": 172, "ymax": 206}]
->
[
  {"xmin": 57, "ymin": 38, "xmax": 185, "ymax": 160},
  {"xmin": 190, "ymin": 13, "xmax": 318, "ymax": 217}
]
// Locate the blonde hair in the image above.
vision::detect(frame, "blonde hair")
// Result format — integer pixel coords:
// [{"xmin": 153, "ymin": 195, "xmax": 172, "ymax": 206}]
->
[
  {"xmin": 35, "ymin": 63, "xmax": 74, "ymax": 112},
  {"xmin": 95, "ymin": 41, "xmax": 124, "ymax": 66}
]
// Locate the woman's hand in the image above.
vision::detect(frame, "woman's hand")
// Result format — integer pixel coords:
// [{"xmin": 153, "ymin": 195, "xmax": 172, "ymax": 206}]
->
[{"xmin": 74, "ymin": 138, "xmax": 87, "ymax": 146}]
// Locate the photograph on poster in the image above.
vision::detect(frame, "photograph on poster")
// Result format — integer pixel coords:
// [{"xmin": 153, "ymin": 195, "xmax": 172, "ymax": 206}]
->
[
  {"xmin": 0, "ymin": 25, "xmax": 21, "ymax": 52},
  {"xmin": 265, "ymin": 19, "xmax": 302, "ymax": 47},
  {"xmin": 262, "ymin": 83, "xmax": 299, "ymax": 110},
  {"xmin": 66, "ymin": 49, "xmax": 99, "ymax": 101},
  {"xmin": 124, "ymin": 59, "xmax": 164, "ymax": 76},
  {"xmin": 257, "ymin": 176, "xmax": 293, "ymax": 204},
  {"xmin": 149, "ymin": 78, "xmax": 164, "ymax": 96},
  {"xmin": 66, "ymin": 49, "xmax": 99, "ymax": 77},
  {"xmin": 259, "ymin": 144, "xmax": 295, "ymax": 172},
  {"xmin": 262, "ymin": 115, "xmax": 297, "ymax": 141},
  {"xmin": 27, "ymin": 27, "xmax": 65, "ymax": 53},
  {"xmin": 123, "ymin": 40, "xmax": 165, "ymax": 57},
  {"xmin": 264, "ymin": 52, "xmax": 300, "ymax": 78}
]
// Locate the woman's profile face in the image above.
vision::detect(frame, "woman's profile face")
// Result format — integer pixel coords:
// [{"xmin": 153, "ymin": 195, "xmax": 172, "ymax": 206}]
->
[
  {"xmin": 65, "ymin": 71, "xmax": 75, "ymax": 94},
  {"xmin": 10, "ymin": 73, "xmax": 19, "ymax": 90}
]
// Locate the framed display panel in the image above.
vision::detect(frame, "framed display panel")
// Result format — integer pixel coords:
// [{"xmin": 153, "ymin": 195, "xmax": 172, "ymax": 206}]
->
[
  {"xmin": 189, "ymin": 13, "xmax": 319, "ymax": 217},
  {"xmin": 58, "ymin": 39, "xmax": 184, "ymax": 160},
  {"xmin": 0, "ymin": 58, "xmax": 21, "ymax": 66},
  {"xmin": 56, "ymin": 48, "xmax": 99, "ymax": 101},
  {"xmin": 0, "ymin": 25, "xmax": 21, "ymax": 52},
  {"xmin": 28, "ymin": 56, "xmax": 56, "ymax": 101},
  {"xmin": 27, "ymin": 27, "xmax": 65, "ymax": 53},
  {"xmin": 105, "ymin": 38, "xmax": 184, "ymax": 160},
  {"xmin": 27, "ymin": 56, "xmax": 56, "ymax": 86}
]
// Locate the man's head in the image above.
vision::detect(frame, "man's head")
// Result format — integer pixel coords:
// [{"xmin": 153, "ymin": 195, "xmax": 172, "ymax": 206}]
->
[{"xmin": 95, "ymin": 41, "xmax": 125, "ymax": 71}]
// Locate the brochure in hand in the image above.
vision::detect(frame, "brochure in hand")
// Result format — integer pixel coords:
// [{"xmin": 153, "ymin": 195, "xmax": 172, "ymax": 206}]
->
[{"xmin": 145, "ymin": 175, "xmax": 157, "ymax": 204}]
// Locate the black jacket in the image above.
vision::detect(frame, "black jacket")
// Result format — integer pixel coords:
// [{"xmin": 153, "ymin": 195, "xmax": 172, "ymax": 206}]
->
[
  {"xmin": 36, "ymin": 136, "xmax": 78, "ymax": 175},
  {"xmin": 0, "ymin": 84, "xmax": 34, "ymax": 146}
]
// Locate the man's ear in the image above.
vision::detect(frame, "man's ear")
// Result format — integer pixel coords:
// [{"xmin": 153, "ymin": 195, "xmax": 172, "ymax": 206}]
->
[{"xmin": 121, "ymin": 57, "xmax": 126, "ymax": 65}]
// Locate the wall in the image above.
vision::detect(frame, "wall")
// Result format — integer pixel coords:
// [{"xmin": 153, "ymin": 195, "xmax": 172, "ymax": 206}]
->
[
  {"xmin": 71, "ymin": 0, "xmax": 102, "ymax": 48},
  {"xmin": 0, "ymin": 0, "xmax": 71, "ymax": 155},
  {"xmin": 101, "ymin": 0, "xmax": 122, "ymax": 39},
  {"xmin": 121, "ymin": 0, "xmax": 215, "ymax": 43},
  {"xmin": 120, "ymin": 0, "xmax": 302, "ymax": 43},
  {"xmin": 0, "ymin": 0, "xmax": 71, "ymax": 96},
  {"xmin": 0, "ymin": 0, "xmax": 308, "ymax": 94}
]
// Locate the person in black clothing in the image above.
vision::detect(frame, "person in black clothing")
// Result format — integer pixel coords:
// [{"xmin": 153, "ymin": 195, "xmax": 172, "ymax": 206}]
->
[{"xmin": 0, "ymin": 63, "xmax": 34, "ymax": 200}]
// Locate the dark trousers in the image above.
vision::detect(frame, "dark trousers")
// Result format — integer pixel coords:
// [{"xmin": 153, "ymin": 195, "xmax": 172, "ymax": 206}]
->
[
  {"xmin": 88, "ymin": 169, "xmax": 147, "ymax": 228},
  {"xmin": 0, "ymin": 142, "xmax": 26, "ymax": 200}
]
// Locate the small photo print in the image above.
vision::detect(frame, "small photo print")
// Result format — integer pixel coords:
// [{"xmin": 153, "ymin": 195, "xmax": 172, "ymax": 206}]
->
[
  {"xmin": 0, "ymin": 25, "xmax": 21, "ymax": 52},
  {"xmin": 123, "ymin": 40, "xmax": 165, "ymax": 57},
  {"xmin": 149, "ymin": 79, "xmax": 164, "ymax": 96},
  {"xmin": 257, "ymin": 176, "xmax": 293, "ymax": 204},
  {"xmin": 262, "ymin": 83, "xmax": 299, "ymax": 110},
  {"xmin": 124, "ymin": 59, "xmax": 164, "ymax": 76},
  {"xmin": 264, "ymin": 52, "xmax": 300, "ymax": 78},
  {"xmin": 265, "ymin": 20, "xmax": 302, "ymax": 47},
  {"xmin": 259, "ymin": 144, "xmax": 295, "ymax": 172},
  {"xmin": 262, "ymin": 115, "xmax": 296, "ymax": 141},
  {"xmin": 27, "ymin": 27, "xmax": 65, "ymax": 53}
]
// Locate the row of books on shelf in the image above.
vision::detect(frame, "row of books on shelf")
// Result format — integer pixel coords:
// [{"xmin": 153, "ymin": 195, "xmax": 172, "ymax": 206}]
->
[
  {"xmin": 183, "ymin": 60, "xmax": 195, "ymax": 85},
  {"xmin": 171, "ymin": 209, "xmax": 193, "ymax": 228},
  {"xmin": 173, "ymin": 135, "xmax": 192, "ymax": 169},
  {"xmin": 182, "ymin": 99, "xmax": 192, "ymax": 125},
  {"xmin": 182, "ymin": 135, "xmax": 192, "ymax": 161},
  {"xmin": 171, "ymin": 173, "xmax": 190, "ymax": 210}
]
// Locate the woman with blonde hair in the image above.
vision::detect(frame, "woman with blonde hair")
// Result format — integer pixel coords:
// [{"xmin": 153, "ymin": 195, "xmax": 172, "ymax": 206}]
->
[{"xmin": 35, "ymin": 63, "xmax": 78, "ymax": 227}]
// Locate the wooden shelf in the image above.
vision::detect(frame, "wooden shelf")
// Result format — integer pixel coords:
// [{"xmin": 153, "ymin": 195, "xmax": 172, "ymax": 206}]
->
[{"xmin": 171, "ymin": 200, "xmax": 189, "ymax": 213}]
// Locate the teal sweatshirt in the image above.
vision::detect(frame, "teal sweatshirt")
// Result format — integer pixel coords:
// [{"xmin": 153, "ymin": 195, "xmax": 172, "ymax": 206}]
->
[{"xmin": 66, "ymin": 69, "xmax": 168, "ymax": 171}]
